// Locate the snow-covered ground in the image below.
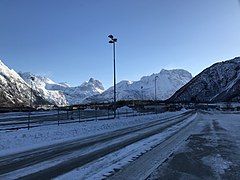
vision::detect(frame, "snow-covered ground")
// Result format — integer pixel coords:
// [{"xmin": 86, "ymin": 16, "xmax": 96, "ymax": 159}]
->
[
  {"xmin": 0, "ymin": 110, "xmax": 185, "ymax": 156},
  {"xmin": 3, "ymin": 110, "xmax": 239, "ymax": 179},
  {"xmin": 148, "ymin": 111, "xmax": 240, "ymax": 179},
  {"xmin": 0, "ymin": 110, "xmax": 62, "ymax": 120}
]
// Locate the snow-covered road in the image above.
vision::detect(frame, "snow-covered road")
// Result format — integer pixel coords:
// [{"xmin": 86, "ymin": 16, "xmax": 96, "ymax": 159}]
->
[{"xmin": 0, "ymin": 110, "xmax": 195, "ymax": 179}]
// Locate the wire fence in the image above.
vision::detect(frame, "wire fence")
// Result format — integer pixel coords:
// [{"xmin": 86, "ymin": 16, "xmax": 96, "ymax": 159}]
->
[{"xmin": 0, "ymin": 106, "xmax": 159, "ymax": 131}]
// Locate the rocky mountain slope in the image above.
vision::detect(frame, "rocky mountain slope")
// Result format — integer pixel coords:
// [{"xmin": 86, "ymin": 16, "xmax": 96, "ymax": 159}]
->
[
  {"xmin": 19, "ymin": 72, "xmax": 68, "ymax": 106},
  {"xmin": 85, "ymin": 69, "xmax": 192, "ymax": 103},
  {"xmin": 168, "ymin": 57, "xmax": 240, "ymax": 103},
  {"xmin": 0, "ymin": 60, "xmax": 48, "ymax": 107}
]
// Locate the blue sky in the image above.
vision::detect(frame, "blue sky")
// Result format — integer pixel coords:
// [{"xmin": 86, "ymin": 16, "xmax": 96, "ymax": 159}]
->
[{"xmin": 0, "ymin": 0, "xmax": 240, "ymax": 88}]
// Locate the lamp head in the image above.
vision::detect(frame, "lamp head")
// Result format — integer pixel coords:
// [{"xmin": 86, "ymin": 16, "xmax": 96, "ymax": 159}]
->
[{"xmin": 108, "ymin": 35, "xmax": 114, "ymax": 39}]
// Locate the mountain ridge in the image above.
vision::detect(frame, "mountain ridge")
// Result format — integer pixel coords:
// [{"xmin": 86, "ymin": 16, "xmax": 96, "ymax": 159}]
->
[
  {"xmin": 0, "ymin": 59, "xmax": 193, "ymax": 106},
  {"xmin": 168, "ymin": 57, "xmax": 240, "ymax": 103},
  {"xmin": 84, "ymin": 69, "xmax": 192, "ymax": 103},
  {"xmin": 20, "ymin": 72, "xmax": 105, "ymax": 105}
]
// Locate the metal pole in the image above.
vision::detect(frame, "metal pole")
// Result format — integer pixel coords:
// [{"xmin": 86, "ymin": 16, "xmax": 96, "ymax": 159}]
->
[
  {"xmin": 58, "ymin": 108, "xmax": 60, "ymax": 126},
  {"xmin": 28, "ymin": 80, "xmax": 33, "ymax": 130},
  {"xmin": 155, "ymin": 76, "xmax": 158, "ymax": 114},
  {"xmin": 30, "ymin": 81, "xmax": 33, "ymax": 107},
  {"xmin": 154, "ymin": 76, "xmax": 159, "ymax": 101},
  {"xmin": 155, "ymin": 77, "xmax": 157, "ymax": 101},
  {"xmin": 113, "ymin": 42, "xmax": 116, "ymax": 119},
  {"xmin": 108, "ymin": 35, "xmax": 117, "ymax": 119}
]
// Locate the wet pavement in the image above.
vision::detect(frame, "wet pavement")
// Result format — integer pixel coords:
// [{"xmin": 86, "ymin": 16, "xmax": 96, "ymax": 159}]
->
[{"xmin": 148, "ymin": 113, "xmax": 240, "ymax": 180}]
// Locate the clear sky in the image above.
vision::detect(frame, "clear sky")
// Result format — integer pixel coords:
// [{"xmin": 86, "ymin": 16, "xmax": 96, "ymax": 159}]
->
[{"xmin": 0, "ymin": 0, "xmax": 240, "ymax": 88}]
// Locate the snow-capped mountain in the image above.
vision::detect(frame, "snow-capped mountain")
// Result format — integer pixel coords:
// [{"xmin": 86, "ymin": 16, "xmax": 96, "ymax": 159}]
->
[
  {"xmin": 20, "ymin": 73, "xmax": 105, "ymax": 105},
  {"xmin": 1, "ymin": 58, "xmax": 193, "ymax": 106},
  {"xmin": 0, "ymin": 60, "xmax": 48, "ymax": 107},
  {"xmin": 19, "ymin": 72, "xmax": 68, "ymax": 106},
  {"xmin": 168, "ymin": 57, "xmax": 240, "ymax": 103},
  {"xmin": 51, "ymin": 78, "xmax": 105, "ymax": 105},
  {"xmin": 85, "ymin": 69, "xmax": 192, "ymax": 103}
]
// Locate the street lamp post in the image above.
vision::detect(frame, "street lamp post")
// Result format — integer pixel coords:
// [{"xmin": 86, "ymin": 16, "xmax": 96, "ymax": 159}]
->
[
  {"xmin": 141, "ymin": 86, "xmax": 144, "ymax": 101},
  {"xmin": 154, "ymin": 75, "xmax": 159, "ymax": 114},
  {"xmin": 28, "ymin": 76, "xmax": 35, "ymax": 129},
  {"xmin": 154, "ymin": 75, "xmax": 159, "ymax": 101},
  {"xmin": 108, "ymin": 35, "xmax": 117, "ymax": 118},
  {"xmin": 30, "ymin": 76, "xmax": 35, "ymax": 108}
]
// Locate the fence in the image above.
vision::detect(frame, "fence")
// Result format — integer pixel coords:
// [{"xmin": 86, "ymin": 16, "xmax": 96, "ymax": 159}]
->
[{"xmin": 0, "ymin": 107, "xmax": 159, "ymax": 131}]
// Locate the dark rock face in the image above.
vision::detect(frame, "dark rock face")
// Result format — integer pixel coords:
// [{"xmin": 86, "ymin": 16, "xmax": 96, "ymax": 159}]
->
[
  {"xmin": 0, "ymin": 79, "xmax": 48, "ymax": 107},
  {"xmin": 168, "ymin": 57, "xmax": 240, "ymax": 103}
]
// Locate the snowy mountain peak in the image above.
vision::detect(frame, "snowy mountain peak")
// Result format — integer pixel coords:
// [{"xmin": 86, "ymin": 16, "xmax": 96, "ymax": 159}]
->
[
  {"xmin": 80, "ymin": 78, "xmax": 104, "ymax": 92},
  {"xmin": 84, "ymin": 69, "xmax": 192, "ymax": 103},
  {"xmin": 158, "ymin": 69, "xmax": 192, "ymax": 79},
  {"xmin": 88, "ymin": 77, "xmax": 95, "ymax": 83},
  {"xmin": 19, "ymin": 72, "xmax": 106, "ymax": 105},
  {"xmin": 140, "ymin": 69, "xmax": 192, "ymax": 82}
]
